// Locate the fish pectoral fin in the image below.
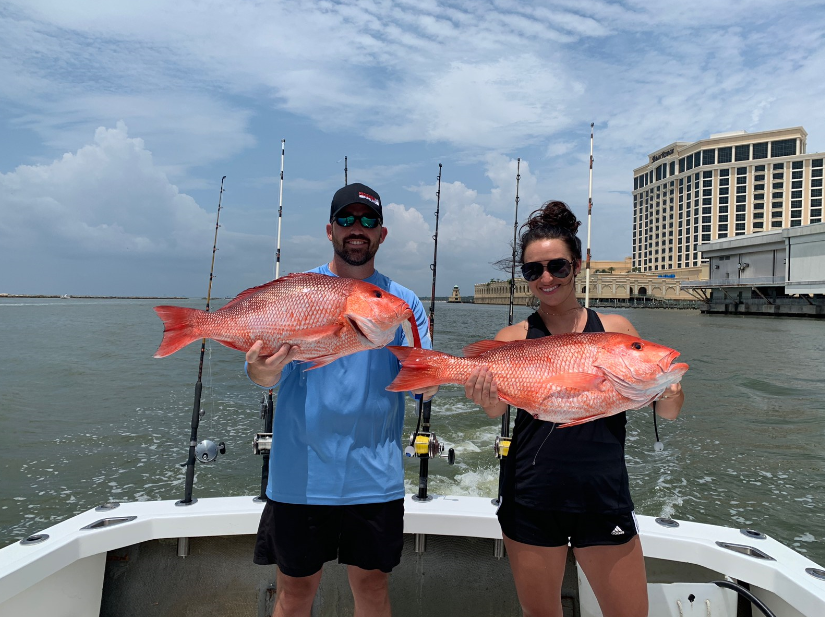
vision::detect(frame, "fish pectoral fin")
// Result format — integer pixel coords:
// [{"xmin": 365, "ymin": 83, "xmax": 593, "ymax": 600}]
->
[
  {"xmin": 303, "ymin": 354, "xmax": 340, "ymax": 370},
  {"xmin": 557, "ymin": 412, "xmax": 609, "ymax": 428},
  {"xmin": 295, "ymin": 324, "xmax": 345, "ymax": 342},
  {"xmin": 545, "ymin": 372, "xmax": 609, "ymax": 391}
]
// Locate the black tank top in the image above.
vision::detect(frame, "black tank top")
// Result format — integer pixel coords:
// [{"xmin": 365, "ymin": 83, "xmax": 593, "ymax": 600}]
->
[{"xmin": 502, "ymin": 309, "xmax": 634, "ymax": 513}]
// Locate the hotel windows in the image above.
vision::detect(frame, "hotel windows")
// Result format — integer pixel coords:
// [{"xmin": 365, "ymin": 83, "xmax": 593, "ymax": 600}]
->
[
  {"xmin": 771, "ymin": 139, "xmax": 796, "ymax": 157},
  {"xmin": 718, "ymin": 147, "xmax": 733, "ymax": 164},
  {"xmin": 735, "ymin": 144, "xmax": 750, "ymax": 161},
  {"xmin": 702, "ymin": 149, "xmax": 716, "ymax": 165},
  {"xmin": 753, "ymin": 142, "xmax": 768, "ymax": 159}
]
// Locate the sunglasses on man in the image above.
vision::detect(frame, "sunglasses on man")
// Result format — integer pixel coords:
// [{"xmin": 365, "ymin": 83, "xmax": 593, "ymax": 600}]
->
[
  {"xmin": 520, "ymin": 258, "xmax": 575, "ymax": 281},
  {"xmin": 333, "ymin": 214, "xmax": 381, "ymax": 229}
]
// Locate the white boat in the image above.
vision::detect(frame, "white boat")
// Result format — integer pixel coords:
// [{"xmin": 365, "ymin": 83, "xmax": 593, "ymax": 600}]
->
[{"xmin": 1, "ymin": 491, "xmax": 823, "ymax": 616}]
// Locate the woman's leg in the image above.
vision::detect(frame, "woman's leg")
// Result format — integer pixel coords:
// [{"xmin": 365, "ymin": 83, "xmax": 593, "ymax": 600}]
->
[
  {"xmin": 573, "ymin": 536, "xmax": 648, "ymax": 617},
  {"xmin": 503, "ymin": 534, "xmax": 570, "ymax": 617}
]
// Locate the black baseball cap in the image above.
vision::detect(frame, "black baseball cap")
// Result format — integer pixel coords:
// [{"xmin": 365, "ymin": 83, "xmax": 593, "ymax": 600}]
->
[{"xmin": 330, "ymin": 183, "xmax": 383, "ymax": 222}]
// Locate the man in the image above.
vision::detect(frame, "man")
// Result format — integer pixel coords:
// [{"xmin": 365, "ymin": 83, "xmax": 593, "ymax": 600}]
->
[{"xmin": 246, "ymin": 182, "xmax": 437, "ymax": 617}]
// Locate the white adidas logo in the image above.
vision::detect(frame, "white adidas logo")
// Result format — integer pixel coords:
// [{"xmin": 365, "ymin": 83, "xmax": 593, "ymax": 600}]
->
[{"xmin": 611, "ymin": 526, "xmax": 625, "ymax": 536}]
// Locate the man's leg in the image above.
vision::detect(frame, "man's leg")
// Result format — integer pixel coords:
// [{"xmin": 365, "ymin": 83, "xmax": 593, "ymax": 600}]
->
[
  {"xmin": 338, "ymin": 500, "xmax": 403, "ymax": 616},
  {"xmin": 347, "ymin": 566, "xmax": 391, "ymax": 617},
  {"xmin": 273, "ymin": 567, "xmax": 323, "ymax": 617}
]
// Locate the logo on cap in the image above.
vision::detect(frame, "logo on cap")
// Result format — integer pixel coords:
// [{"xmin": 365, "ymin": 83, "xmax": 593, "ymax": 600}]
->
[{"xmin": 359, "ymin": 192, "xmax": 379, "ymax": 206}]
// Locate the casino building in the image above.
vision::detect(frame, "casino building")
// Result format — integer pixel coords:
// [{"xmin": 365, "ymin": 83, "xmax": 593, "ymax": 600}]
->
[{"xmin": 632, "ymin": 127, "xmax": 823, "ymax": 272}]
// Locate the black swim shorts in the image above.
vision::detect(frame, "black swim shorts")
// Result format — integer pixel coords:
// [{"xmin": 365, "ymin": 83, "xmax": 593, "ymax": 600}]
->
[
  {"xmin": 497, "ymin": 498, "xmax": 638, "ymax": 548},
  {"xmin": 253, "ymin": 497, "xmax": 405, "ymax": 577}
]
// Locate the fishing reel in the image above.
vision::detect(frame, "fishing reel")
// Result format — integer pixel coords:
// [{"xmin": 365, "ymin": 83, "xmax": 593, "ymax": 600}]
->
[
  {"xmin": 493, "ymin": 435, "xmax": 511, "ymax": 460},
  {"xmin": 253, "ymin": 433, "xmax": 272, "ymax": 455},
  {"xmin": 405, "ymin": 431, "xmax": 455, "ymax": 464},
  {"xmin": 195, "ymin": 439, "xmax": 226, "ymax": 463}
]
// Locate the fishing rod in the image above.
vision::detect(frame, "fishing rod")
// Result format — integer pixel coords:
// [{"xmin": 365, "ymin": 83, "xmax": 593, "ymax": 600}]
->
[
  {"xmin": 275, "ymin": 139, "xmax": 285, "ymax": 280},
  {"xmin": 252, "ymin": 141, "xmax": 286, "ymax": 501},
  {"xmin": 177, "ymin": 175, "xmax": 227, "ymax": 507},
  {"xmin": 492, "ymin": 158, "xmax": 520, "ymax": 508},
  {"xmin": 584, "ymin": 123, "xmax": 594, "ymax": 308},
  {"xmin": 344, "ymin": 156, "xmax": 348, "ymax": 186},
  {"xmin": 408, "ymin": 163, "xmax": 454, "ymax": 504}
]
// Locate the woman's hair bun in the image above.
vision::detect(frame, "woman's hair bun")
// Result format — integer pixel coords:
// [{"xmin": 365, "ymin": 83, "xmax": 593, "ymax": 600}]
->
[{"xmin": 524, "ymin": 201, "xmax": 581, "ymax": 234}]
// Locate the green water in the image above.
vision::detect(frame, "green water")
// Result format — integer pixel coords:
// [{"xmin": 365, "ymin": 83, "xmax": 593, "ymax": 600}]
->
[{"xmin": 1, "ymin": 299, "xmax": 823, "ymax": 566}]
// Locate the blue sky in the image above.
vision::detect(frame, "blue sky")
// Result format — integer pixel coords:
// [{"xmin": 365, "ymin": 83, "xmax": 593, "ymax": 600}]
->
[{"xmin": 2, "ymin": 0, "xmax": 825, "ymax": 298}]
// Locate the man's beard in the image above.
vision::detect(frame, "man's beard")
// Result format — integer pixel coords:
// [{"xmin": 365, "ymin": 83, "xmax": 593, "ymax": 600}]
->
[{"xmin": 332, "ymin": 233, "xmax": 379, "ymax": 266}]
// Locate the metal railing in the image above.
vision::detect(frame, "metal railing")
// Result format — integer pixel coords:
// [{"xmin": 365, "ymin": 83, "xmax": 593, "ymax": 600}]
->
[{"xmin": 681, "ymin": 275, "xmax": 785, "ymax": 288}]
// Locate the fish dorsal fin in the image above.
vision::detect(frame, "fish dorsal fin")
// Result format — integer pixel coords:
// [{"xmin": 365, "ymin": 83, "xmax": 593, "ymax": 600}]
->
[
  {"xmin": 463, "ymin": 340, "xmax": 509, "ymax": 358},
  {"xmin": 222, "ymin": 273, "xmax": 316, "ymax": 310}
]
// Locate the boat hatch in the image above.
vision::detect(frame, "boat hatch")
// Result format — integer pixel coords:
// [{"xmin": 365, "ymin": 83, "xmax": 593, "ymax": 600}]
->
[
  {"xmin": 655, "ymin": 517, "xmax": 679, "ymax": 528},
  {"xmin": 716, "ymin": 541, "xmax": 775, "ymax": 561},
  {"xmin": 807, "ymin": 567, "xmax": 825, "ymax": 581},
  {"xmin": 18, "ymin": 533, "xmax": 49, "ymax": 546},
  {"xmin": 740, "ymin": 528, "xmax": 766, "ymax": 540},
  {"xmin": 80, "ymin": 516, "xmax": 137, "ymax": 530}
]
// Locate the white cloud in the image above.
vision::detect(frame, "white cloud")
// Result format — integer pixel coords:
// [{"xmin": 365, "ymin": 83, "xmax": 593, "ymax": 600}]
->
[{"xmin": 0, "ymin": 122, "xmax": 273, "ymax": 296}]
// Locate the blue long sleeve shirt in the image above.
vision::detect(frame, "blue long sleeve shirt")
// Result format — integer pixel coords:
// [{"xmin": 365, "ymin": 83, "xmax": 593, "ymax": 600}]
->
[{"xmin": 264, "ymin": 264, "xmax": 431, "ymax": 505}]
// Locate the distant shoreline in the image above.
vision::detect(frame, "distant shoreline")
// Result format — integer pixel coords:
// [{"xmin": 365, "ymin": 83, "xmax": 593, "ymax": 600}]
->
[{"xmin": 0, "ymin": 295, "xmax": 188, "ymax": 300}]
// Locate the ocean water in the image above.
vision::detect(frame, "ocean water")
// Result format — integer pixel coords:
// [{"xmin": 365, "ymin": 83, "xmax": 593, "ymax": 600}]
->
[{"xmin": 1, "ymin": 298, "xmax": 823, "ymax": 566}]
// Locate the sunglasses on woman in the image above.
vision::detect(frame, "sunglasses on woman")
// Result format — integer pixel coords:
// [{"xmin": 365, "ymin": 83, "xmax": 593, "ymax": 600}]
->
[
  {"xmin": 521, "ymin": 258, "xmax": 574, "ymax": 281},
  {"xmin": 334, "ymin": 214, "xmax": 381, "ymax": 229}
]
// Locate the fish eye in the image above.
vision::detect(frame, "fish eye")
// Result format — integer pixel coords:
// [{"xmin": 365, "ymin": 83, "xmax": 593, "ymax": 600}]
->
[
  {"xmin": 373, "ymin": 290, "xmax": 382, "ymax": 298},
  {"xmin": 631, "ymin": 342, "xmax": 643, "ymax": 350}
]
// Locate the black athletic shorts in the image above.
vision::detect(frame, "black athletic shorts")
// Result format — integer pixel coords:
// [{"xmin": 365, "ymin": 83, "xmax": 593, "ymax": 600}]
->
[
  {"xmin": 253, "ymin": 497, "xmax": 405, "ymax": 577},
  {"xmin": 497, "ymin": 499, "xmax": 638, "ymax": 548}
]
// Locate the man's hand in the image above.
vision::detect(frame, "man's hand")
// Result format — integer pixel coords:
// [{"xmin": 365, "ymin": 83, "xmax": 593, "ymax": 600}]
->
[{"xmin": 246, "ymin": 341, "xmax": 300, "ymax": 388}]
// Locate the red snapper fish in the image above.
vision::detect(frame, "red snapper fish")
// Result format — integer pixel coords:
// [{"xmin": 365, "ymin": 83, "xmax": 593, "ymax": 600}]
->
[
  {"xmin": 154, "ymin": 273, "xmax": 415, "ymax": 368},
  {"xmin": 386, "ymin": 332, "xmax": 688, "ymax": 427}
]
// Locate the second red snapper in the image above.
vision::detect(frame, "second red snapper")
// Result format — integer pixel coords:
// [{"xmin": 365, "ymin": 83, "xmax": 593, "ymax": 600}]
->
[
  {"xmin": 154, "ymin": 273, "xmax": 416, "ymax": 368},
  {"xmin": 386, "ymin": 332, "xmax": 688, "ymax": 426}
]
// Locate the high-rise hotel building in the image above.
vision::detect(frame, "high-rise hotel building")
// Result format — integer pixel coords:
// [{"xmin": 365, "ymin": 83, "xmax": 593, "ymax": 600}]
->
[{"xmin": 632, "ymin": 127, "xmax": 823, "ymax": 271}]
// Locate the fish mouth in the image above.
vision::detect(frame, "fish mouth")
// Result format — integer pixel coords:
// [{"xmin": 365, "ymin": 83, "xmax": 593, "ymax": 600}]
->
[{"xmin": 658, "ymin": 349, "xmax": 680, "ymax": 372}]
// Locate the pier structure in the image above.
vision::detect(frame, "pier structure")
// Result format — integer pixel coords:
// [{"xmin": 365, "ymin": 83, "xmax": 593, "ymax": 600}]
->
[
  {"xmin": 682, "ymin": 221, "xmax": 825, "ymax": 317},
  {"xmin": 474, "ymin": 259, "xmax": 706, "ymax": 307}
]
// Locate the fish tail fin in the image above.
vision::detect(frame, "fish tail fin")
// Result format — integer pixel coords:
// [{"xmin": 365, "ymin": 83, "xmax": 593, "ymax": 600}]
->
[
  {"xmin": 385, "ymin": 346, "xmax": 447, "ymax": 392},
  {"xmin": 153, "ymin": 306, "xmax": 204, "ymax": 357}
]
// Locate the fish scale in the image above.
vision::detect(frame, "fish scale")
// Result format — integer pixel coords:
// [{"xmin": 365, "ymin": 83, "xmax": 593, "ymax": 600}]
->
[
  {"xmin": 386, "ymin": 332, "xmax": 688, "ymax": 426},
  {"xmin": 154, "ymin": 272, "xmax": 415, "ymax": 368}
]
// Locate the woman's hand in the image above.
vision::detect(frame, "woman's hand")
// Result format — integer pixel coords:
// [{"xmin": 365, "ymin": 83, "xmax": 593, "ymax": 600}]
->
[
  {"xmin": 465, "ymin": 366, "xmax": 508, "ymax": 418},
  {"xmin": 245, "ymin": 341, "xmax": 299, "ymax": 388},
  {"xmin": 655, "ymin": 382, "xmax": 684, "ymax": 420}
]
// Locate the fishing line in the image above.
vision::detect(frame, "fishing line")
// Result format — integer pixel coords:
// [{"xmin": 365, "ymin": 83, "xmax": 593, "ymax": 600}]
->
[
  {"xmin": 532, "ymin": 422, "xmax": 556, "ymax": 465},
  {"xmin": 652, "ymin": 400, "xmax": 663, "ymax": 452}
]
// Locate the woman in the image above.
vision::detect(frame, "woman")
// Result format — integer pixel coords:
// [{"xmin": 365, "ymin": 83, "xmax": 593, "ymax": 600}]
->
[{"xmin": 465, "ymin": 201, "xmax": 684, "ymax": 617}]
